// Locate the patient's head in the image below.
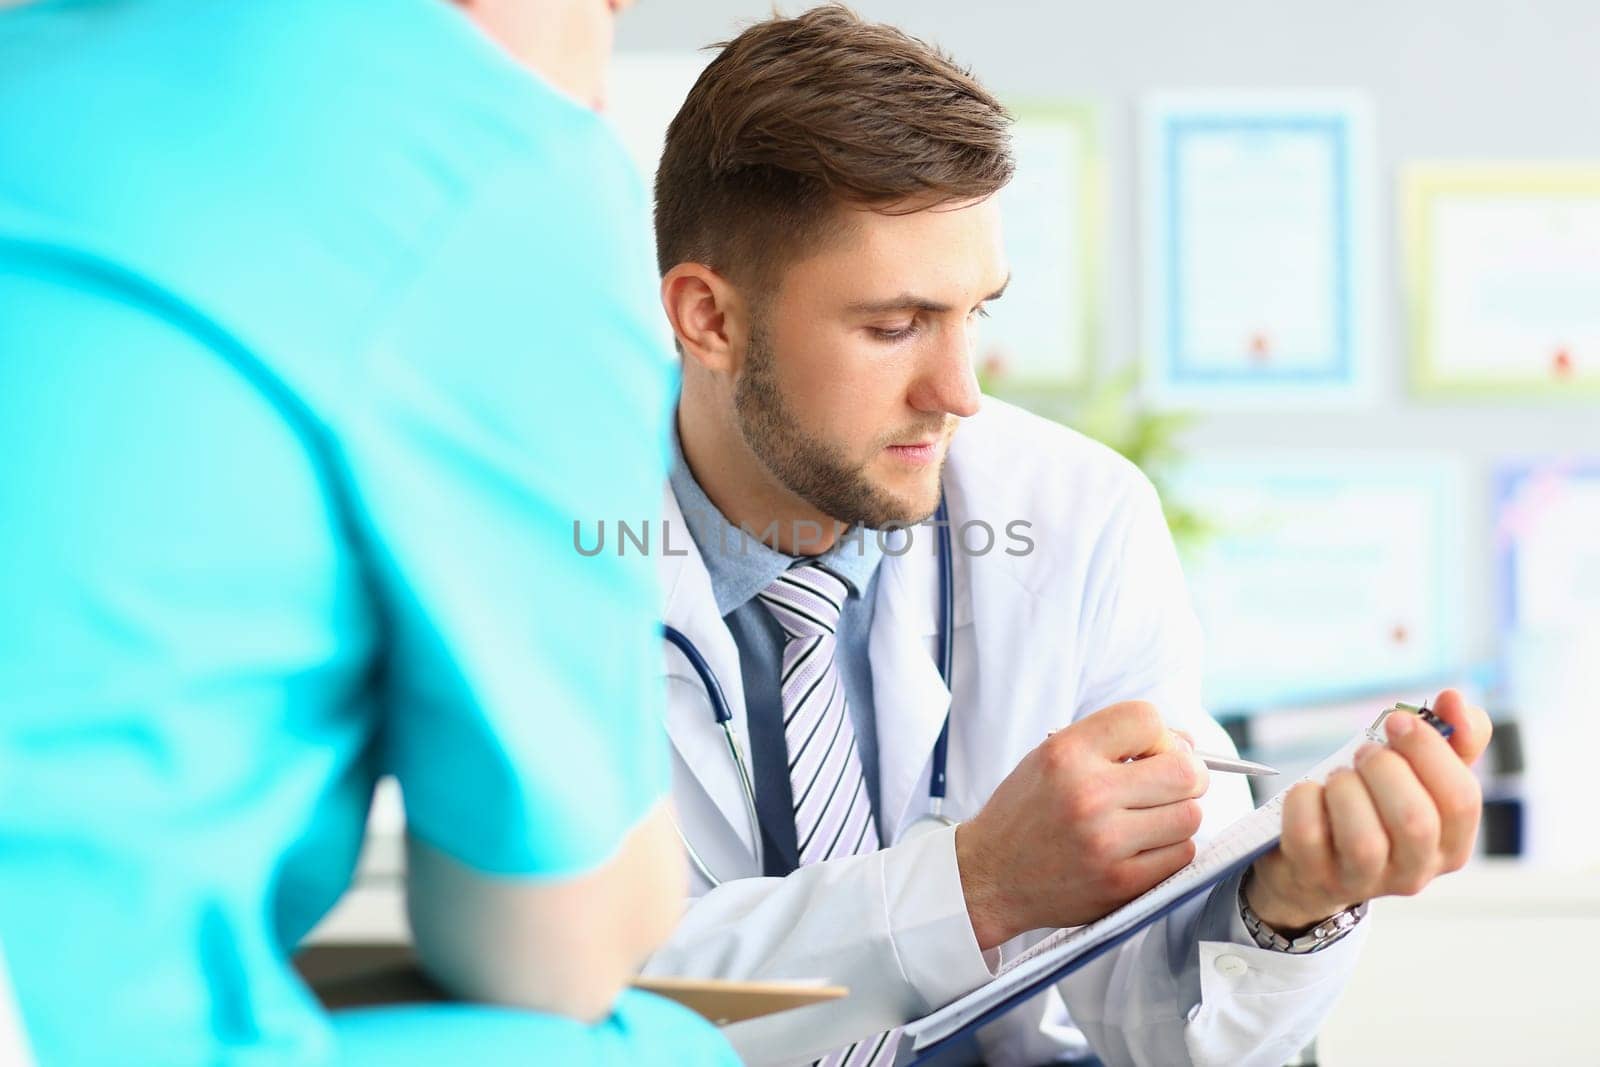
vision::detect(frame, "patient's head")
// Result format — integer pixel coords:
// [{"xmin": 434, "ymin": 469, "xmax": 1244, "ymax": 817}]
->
[
  {"xmin": 658, "ymin": 4, "xmax": 1013, "ymax": 535},
  {"xmin": 456, "ymin": 0, "xmax": 633, "ymax": 110}
]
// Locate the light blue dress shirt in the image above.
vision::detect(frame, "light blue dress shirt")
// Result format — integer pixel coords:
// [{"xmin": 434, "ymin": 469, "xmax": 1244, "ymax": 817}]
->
[{"xmin": 0, "ymin": 1, "xmax": 734, "ymax": 1063}]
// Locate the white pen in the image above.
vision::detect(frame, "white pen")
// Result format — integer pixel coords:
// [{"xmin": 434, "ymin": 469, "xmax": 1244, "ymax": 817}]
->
[
  {"xmin": 1046, "ymin": 727, "xmax": 1282, "ymax": 777},
  {"xmin": 1193, "ymin": 751, "xmax": 1279, "ymax": 777}
]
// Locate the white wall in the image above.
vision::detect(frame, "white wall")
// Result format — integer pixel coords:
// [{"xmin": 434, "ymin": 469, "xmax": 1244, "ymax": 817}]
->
[{"xmin": 616, "ymin": 0, "xmax": 1600, "ymax": 667}]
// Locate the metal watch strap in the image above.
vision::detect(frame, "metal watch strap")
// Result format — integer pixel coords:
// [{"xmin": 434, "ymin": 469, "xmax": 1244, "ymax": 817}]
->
[{"xmin": 1238, "ymin": 877, "xmax": 1368, "ymax": 954}]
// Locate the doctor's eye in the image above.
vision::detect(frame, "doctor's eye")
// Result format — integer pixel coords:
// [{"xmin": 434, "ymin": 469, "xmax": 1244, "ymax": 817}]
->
[{"xmin": 868, "ymin": 321, "xmax": 922, "ymax": 344}]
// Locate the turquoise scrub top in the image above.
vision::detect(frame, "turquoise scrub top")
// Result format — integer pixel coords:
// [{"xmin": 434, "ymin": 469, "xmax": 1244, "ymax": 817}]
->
[{"xmin": 0, "ymin": 1, "xmax": 733, "ymax": 1064}]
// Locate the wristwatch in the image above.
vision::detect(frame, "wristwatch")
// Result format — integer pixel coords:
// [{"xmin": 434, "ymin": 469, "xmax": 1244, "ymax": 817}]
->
[{"xmin": 1238, "ymin": 873, "xmax": 1367, "ymax": 954}]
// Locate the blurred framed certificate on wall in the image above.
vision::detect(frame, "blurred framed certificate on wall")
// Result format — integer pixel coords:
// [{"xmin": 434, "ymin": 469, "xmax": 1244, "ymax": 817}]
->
[
  {"xmin": 1406, "ymin": 165, "xmax": 1600, "ymax": 399},
  {"xmin": 1495, "ymin": 462, "xmax": 1600, "ymax": 871},
  {"xmin": 1171, "ymin": 455, "xmax": 1467, "ymax": 713},
  {"xmin": 1495, "ymin": 462, "xmax": 1600, "ymax": 632},
  {"xmin": 978, "ymin": 103, "xmax": 1100, "ymax": 391},
  {"xmin": 1140, "ymin": 92, "xmax": 1377, "ymax": 409}
]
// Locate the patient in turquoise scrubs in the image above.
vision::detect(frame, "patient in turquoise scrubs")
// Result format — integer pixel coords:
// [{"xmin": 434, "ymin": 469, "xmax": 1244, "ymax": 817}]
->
[{"xmin": 0, "ymin": 1, "xmax": 734, "ymax": 1063}]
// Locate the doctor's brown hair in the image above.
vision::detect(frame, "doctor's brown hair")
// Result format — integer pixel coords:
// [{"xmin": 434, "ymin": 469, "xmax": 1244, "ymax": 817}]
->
[{"xmin": 653, "ymin": 4, "xmax": 1013, "ymax": 293}]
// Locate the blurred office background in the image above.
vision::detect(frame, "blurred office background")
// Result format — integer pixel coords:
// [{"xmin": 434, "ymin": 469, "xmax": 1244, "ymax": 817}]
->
[{"xmin": 317, "ymin": 4, "xmax": 1600, "ymax": 1064}]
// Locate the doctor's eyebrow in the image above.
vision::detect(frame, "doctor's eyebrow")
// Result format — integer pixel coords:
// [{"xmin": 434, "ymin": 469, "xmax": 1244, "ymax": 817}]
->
[{"xmin": 846, "ymin": 274, "xmax": 1010, "ymax": 316}]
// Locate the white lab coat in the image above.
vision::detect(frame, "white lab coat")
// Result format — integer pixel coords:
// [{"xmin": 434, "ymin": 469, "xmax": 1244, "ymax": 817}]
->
[{"xmin": 644, "ymin": 399, "xmax": 1364, "ymax": 1066}]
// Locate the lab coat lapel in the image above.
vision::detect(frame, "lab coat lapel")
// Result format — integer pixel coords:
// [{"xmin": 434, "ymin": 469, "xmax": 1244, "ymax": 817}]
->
[
  {"xmin": 869, "ymin": 528, "xmax": 954, "ymax": 844},
  {"xmin": 659, "ymin": 489, "xmax": 759, "ymax": 857}
]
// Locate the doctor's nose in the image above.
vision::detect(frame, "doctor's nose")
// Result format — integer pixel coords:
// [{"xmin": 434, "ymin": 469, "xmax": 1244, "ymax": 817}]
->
[{"xmin": 909, "ymin": 324, "xmax": 982, "ymax": 419}]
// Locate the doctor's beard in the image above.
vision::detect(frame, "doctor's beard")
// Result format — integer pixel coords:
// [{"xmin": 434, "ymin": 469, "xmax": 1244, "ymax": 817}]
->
[{"xmin": 733, "ymin": 318, "xmax": 948, "ymax": 532}]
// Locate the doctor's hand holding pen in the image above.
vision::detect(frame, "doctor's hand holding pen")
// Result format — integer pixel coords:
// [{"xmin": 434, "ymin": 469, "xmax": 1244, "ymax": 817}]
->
[
  {"xmin": 955, "ymin": 701, "xmax": 1209, "ymax": 951},
  {"xmin": 955, "ymin": 691, "xmax": 1493, "ymax": 949}
]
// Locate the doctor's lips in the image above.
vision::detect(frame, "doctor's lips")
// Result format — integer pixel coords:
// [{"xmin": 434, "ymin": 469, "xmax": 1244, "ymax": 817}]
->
[
  {"xmin": 882, "ymin": 427, "xmax": 951, "ymax": 467},
  {"xmin": 884, "ymin": 439, "xmax": 939, "ymax": 465}
]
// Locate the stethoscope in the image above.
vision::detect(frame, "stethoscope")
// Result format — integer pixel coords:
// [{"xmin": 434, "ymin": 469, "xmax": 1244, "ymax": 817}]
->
[{"xmin": 662, "ymin": 498, "xmax": 956, "ymax": 887}]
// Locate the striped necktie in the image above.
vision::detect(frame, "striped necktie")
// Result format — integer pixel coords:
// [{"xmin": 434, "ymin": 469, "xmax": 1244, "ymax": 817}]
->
[{"xmin": 758, "ymin": 563, "xmax": 900, "ymax": 1066}]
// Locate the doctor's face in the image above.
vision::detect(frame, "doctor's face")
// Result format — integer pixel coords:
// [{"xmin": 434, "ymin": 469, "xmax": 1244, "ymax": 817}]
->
[{"xmin": 733, "ymin": 196, "xmax": 1007, "ymax": 529}]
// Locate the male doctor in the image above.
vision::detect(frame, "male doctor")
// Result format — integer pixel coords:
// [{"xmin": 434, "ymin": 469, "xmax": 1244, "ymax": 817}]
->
[{"xmin": 640, "ymin": 7, "xmax": 1491, "ymax": 1067}]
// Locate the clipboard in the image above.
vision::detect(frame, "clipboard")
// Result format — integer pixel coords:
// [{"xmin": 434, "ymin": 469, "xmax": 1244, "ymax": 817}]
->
[
  {"xmin": 631, "ymin": 976, "xmax": 848, "ymax": 1026},
  {"xmin": 901, "ymin": 703, "xmax": 1452, "ymax": 1065}
]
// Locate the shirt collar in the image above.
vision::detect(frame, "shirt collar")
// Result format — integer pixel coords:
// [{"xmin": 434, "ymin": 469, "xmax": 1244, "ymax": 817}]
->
[{"xmin": 668, "ymin": 423, "xmax": 884, "ymax": 617}]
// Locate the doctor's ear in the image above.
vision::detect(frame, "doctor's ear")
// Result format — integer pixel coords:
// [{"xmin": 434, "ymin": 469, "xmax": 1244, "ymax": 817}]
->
[{"xmin": 660, "ymin": 263, "xmax": 749, "ymax": 375}]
